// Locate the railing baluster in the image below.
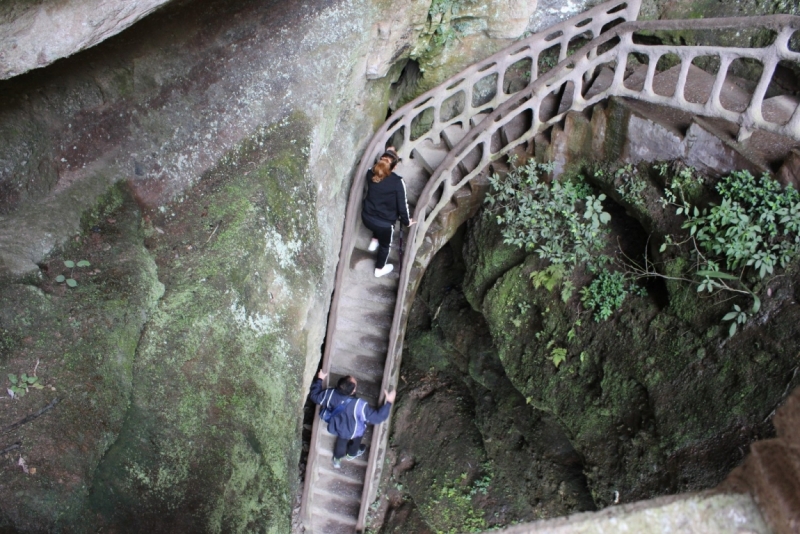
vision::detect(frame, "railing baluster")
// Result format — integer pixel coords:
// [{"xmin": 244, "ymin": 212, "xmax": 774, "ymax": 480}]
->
[{"xmin": 707, "ymin": 54, "xmax": 733, "ymax": 113}]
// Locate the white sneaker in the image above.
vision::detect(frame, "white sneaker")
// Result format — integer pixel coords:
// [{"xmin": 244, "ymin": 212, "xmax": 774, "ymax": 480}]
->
[
  {"xmin": 368, "ymin": 238, "xmax": 379, "ymax": 252},
  {"xmin": 375, "ymin": 264, "xmax": 394, "ymax": 277}
]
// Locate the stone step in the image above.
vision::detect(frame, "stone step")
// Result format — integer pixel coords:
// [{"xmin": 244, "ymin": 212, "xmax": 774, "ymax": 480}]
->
[
  {"xmin": 337, "ymin": 301, "xmax": 393, "ymax": 329},
  {"xmin": 499, "ymin": 111, "xmax": 531, "ymax": 146},
  {"xmin": 762, "ymin": 94, "xmax": 799, "ymax": 126},
  {"xmin": 311, "ymin": 490, "xmax": 361, "ymax": 525},
  {"xmin": 347, "ymin": 248, "xmax": 402, "ymax": 285},
  {"xmin": 328, "ymin": 352, "xmax": 385, "ymax": 383},
  {"xmin": 332, "ymin": 329, "xmax": 387, "ymax": 358},
  {"xmin": 334, "ymin": 312, "xmax": 390, "ymax": 340},
  {"xmin": 318, "ymin": 457, "xmax": 368, "ymax": 482},
  {"xmin": 585, "ymin": 64, "xmax": 615, "ymax": 100},
  {"xmin": 412, "ymin": 142, "xmax": 449, "ymax": 174},
  {"xmin": 441, "ymin": 123, "xmax": 469, "ymax": 149},
  {"xmin": 309, "ymin": 512, "xmax": 358, "ymax": 534},
  {"xmin": 314, "ymin": 470, "xmax": 365, "ymax": 501}
]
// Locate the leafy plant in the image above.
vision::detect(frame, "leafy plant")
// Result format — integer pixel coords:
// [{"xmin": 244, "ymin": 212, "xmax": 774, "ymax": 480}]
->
[
  {"xmin": 646, "ymin": 166, "xmax": 799, "ymax": 335},
  {"xmin": 614, "ymin": 164, "xmax": 647, "ymax": 209},
  {"xmin": 7, "ymin": 373, "xmax": 43, "ymax": 398},
  {"xmin": 580, "ymin": 268, "xmax": 632, "ymax": 321},
  {"xmin": 530, "ymin": 264, "xmax": 564, "ymax": 292},
  {"xmin": 722, "ymin": 304, "xmax": 749, "ymax": 337},
  {"xmin": 55, "ymin": 259, "xmax": 90, "ymax": 287},
  {"xmin": 662, "ymin": 169, "xmax": 800, "ymax": 278},
  {"xmin": 550, "ymin": 347, "xmax": 567, "ymax": 368},
  {"xmin": 485, "ymin": 159, "xmax": 611, "ymax": 270}
]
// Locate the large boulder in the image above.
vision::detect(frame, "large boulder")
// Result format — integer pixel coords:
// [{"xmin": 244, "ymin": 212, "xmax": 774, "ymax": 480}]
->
[{"xmin": 0, "ymin": 0, "xmax": 173, "ymax": 79}]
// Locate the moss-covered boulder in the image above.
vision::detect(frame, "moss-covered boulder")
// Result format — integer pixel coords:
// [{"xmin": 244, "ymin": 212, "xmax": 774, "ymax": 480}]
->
[
  {"xmin": 469, "ymin": 165, "xmax": 800, "ymax": 506},
  {"xmin": 83, "ymin": 116, "xmax": 320, "ymax": 532},
  {"xmin": 376, "ymin": 244, "xmax": 595, "ymax": 533},
  {"xmin": 0, "ymin": 184, "xmax": 163, "ymax": 530}
]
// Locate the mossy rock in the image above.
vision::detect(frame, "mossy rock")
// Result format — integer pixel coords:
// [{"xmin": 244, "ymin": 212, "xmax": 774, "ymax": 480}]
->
[
  {"xmin": 83, "ymin": 115, "xmax": 318, "ymax": 532},
  {"xmin": 0, "ymin": 183, "xmax": 163, "ymax": 530}
]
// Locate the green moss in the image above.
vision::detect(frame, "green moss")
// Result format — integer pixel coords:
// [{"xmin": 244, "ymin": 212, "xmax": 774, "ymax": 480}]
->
[
  {"xmin": 79, "ymin": 181, "xmax": 126, "ymax": 231},
  {"xmin": 0, "ymin": 183, "xmax": 163, "ymax": 530},
  {"xmin": 418, "ymin": 477, "xmax": 488, "ymax": 533},
  {"xmin": 82, "ymin": 114, "xmax": 316, "ymax": 532}
]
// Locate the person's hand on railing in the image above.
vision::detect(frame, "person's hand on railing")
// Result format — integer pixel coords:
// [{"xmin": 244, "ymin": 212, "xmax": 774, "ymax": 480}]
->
[
  {"xmin": 408, "ymin": 218, "xmax": 416, "ymax": 226},
  {"xmin": 384, "ymin": 389, "xmax": 396, "ymax": 404},
  {"xmin": 317, "ymin": 370, "xmax": 328, "ymax": 380}
]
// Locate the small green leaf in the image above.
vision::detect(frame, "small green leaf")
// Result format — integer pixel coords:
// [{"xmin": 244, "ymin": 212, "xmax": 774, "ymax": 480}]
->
[
  {"xmin": 722, "ymin": 312, "xmax": 739, "ymax": 321},
  {"xmin": 729, "ymin": 321, "xmax": 737, "ymax": 337},
  {"xmin": 77, "ymin": 260, "xmax": 91, "ymax": 267},
  {"xmin": 55, "ymin": 275, "xmax": 66, "ymax": 283},
  {"xmin": 64, "ymin": 260, "xmax": 75, "ymax": 268},
  {"xmin": 26, "ymin": 376, "xmax": 37, "ymax": 384},
  {"xmin": 8, "ymin": 374, "xmax": 17, "ymax": 384},
  {"xmin": 66, "ymin": 279, "xmax": 78, "ymax": 288},
  {"xmin": 659, "ymin": 243, "xmax": 667, "ymax": 252},
  {"xmin": 32, "ymin": 383, "xmax": 44, "ymax": 390},
  {"xmin": 751, "ymin": 295, "xmax": 761, "ymax": 314},
  {"xmin": 21, "ymin": 373, "xmax": 27, "ymax": 381},
  {"xmin": 551, "ymin": 348, "xmax": 567, "ymax": 368}
]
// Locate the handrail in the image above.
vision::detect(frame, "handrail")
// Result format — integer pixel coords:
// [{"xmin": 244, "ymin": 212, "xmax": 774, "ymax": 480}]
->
[
  {"xmin": 412, "ymin": 14, "xmax": 800, "ymax": 264},
  {"xmin": 359, "ymin": 11, "xmax": 800, "ymax": 533}
]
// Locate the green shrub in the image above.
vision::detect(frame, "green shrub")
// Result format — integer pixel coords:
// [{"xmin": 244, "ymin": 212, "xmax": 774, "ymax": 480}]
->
[
  {"xmin": 485, "ymin": 160, "xmax": 611, "ymax": 269},
  {"xmin": 580, "ymin": 268, "xmax": 631, "ymax": 321},
  {"xmin": 664, "ymin": 168, "xmax": 800, "ymax": 279}
]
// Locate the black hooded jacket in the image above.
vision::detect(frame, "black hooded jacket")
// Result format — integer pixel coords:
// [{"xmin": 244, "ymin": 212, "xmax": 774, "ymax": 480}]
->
[{"xmin": 362, "ymin": 170, "xmax": 411, "ymax": 227}]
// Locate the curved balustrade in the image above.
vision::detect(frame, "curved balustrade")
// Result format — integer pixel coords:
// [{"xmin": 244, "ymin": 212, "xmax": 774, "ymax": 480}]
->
[
  {"xmin": 333, "ymin": 0, "xmax": 641, "ymax": 287},
  {"xmin": 343, "ymin": 2, "xmax": 645, "ymax": 530},
  {"xmin": 363, "ymin": 11, "xmax": 800, "ymax": 533},
  {"xmin": 410, "ymin": 14, "xmax": 800, "ymax": 267}
]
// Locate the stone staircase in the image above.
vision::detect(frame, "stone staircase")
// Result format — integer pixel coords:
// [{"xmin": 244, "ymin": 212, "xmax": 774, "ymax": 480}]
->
[{"xmin": 300, "ymin": 1, "xmax": 800, "ymax": 531}]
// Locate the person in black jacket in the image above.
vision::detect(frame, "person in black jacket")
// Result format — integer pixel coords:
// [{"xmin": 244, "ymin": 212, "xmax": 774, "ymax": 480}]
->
[
  {"xmin": 361, "ymin": 146, "xmax": 416, "ymax": 277},
  {"xmin": 309, "ymin": 370, "xmax": 396, "ymax": 468}
]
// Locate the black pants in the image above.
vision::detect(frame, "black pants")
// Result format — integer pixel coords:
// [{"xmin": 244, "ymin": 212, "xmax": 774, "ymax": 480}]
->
[
  {"xmin": 333, "ymin": 434, "xmax": 363, "ymax": 460},
  {"xmin": 362, "ymin": 215, "xmax": 393, "ymax": 269}
]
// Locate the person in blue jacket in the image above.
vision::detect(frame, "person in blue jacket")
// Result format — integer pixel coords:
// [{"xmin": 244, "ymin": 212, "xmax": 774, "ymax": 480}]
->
[
  {"xmin": 309, "ymin": 370, "xmax": 396, "ymax": 468},
  {"xmin": 361, "ymin": 146, "xmax": 416, "ymax": 277}
]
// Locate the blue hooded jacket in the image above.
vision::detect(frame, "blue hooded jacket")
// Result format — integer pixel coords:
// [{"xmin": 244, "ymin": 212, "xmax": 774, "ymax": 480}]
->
[{"xmin": 309, "ymin": 378, "xmax": 393, "ymax": 439}]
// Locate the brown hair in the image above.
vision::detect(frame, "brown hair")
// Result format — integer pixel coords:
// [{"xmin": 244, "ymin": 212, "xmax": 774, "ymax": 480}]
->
[
  {"xmin": 371, "ymin": 158, "xmax": 392, "ymax": 182},
  {"xmin": 371, "ymin": 149, "xmax": 399, "ymax": 183}
]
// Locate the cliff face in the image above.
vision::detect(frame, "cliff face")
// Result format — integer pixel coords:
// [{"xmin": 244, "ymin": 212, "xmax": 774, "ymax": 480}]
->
[
  {"xmin": 0, "ymin": 0, "xmax": 545, "ymax": 531},
  {"xmin": 2, "ymin": 0, "xmax": 799, "ymax": 530}
]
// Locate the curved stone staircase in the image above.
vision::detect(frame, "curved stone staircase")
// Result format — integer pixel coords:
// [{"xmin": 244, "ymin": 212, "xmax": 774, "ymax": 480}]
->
[{"xmin": 301, "ymin": 1, "xmax": 800, "ymax": 531}]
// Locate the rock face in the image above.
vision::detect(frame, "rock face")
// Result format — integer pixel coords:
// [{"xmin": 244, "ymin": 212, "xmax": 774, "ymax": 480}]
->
[
  {"xmin": 0, "ymin": 0, "xmax": 546, "ymax": 531},
  {"xmin": 3, "ymin": 0, "xmax": 800, "ymax": 531},
  {"xmin": 0, "ymin": 0, "xmax": 173, "ymax": 79},
  {"xmin": 380, "ymin": 157, "xmax": 800, "ymax": 530}
]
